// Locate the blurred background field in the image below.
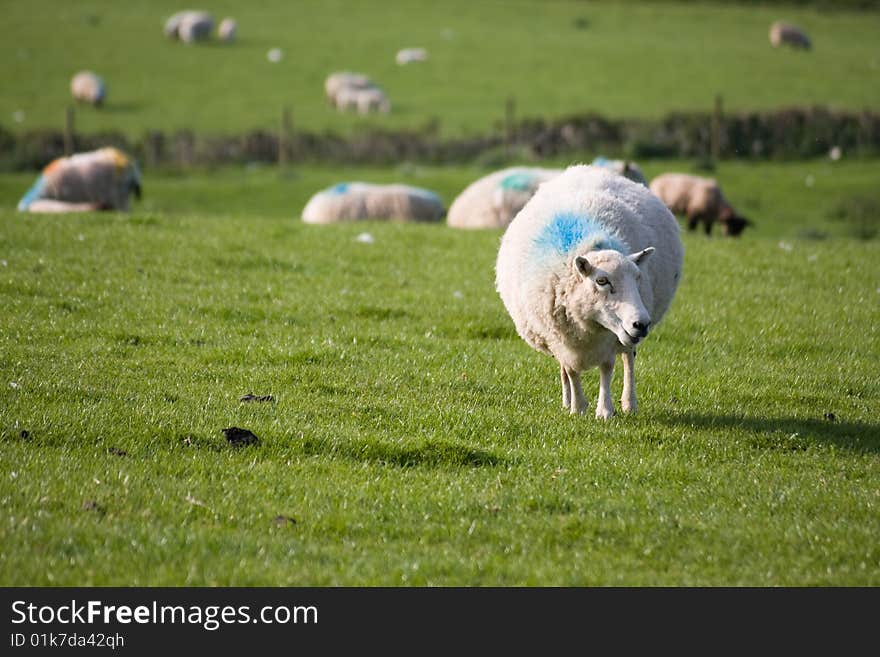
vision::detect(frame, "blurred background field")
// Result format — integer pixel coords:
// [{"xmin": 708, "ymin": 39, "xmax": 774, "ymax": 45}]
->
[{"xmin": 2, "ymin": 0, "xmax": 880, "ymax": 139}]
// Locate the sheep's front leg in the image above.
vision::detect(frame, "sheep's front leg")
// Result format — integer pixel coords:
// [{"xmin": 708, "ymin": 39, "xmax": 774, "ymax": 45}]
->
[
  {"xmin": 564, "ymin": 367, "xmax": 588, "ymax": 415},
  {"xmin": 595, "ymin": 360, "xmax": 615, "ymax": 420},
  {"xmin": 621, "ymin": 350, "xmax": 637, "ymax": 413},
  {"xmin": 560, "ymin": 364, "xmax": 571, "ymax": 410}
]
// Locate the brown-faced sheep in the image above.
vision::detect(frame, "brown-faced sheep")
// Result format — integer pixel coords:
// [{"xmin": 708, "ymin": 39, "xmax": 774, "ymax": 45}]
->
[
  {"xmin": 649, "ymin": 173, "xmax": 752, "ymax": 237},
  {"xmin": 769, "ymin": 21, "xmax": 811, "ymax": 50}
]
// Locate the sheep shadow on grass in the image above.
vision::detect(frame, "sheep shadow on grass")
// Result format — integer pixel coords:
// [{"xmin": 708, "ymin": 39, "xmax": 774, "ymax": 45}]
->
[{"xmin": 659, "ymin": 411, "xmax": 880, "ymax": 454}]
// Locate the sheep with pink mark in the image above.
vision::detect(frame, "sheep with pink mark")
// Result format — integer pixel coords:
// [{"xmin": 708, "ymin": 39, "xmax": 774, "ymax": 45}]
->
[{"xmin": 495, "ymin": 164, "xmax": 683, "ymax": 418}]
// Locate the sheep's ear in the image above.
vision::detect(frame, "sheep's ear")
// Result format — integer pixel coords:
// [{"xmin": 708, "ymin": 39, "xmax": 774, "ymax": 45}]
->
[
  {"xmin": 629, "ymin": 247, "xmax": 654, "ymax": 266},
  {"xmin": 574, "ymin": 255, "xmax": 592, "ymax": 278}
]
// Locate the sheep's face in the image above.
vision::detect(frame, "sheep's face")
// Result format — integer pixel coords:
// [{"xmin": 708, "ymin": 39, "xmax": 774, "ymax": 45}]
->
[{"xmin": 573, "ymin": 248, "xmax": 654, "ymax": 349}]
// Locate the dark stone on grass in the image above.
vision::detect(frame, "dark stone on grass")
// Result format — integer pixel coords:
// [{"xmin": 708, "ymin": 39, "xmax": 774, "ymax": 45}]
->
[
  {"xmin": 82, "ymin": 500, "xmax": 105, "ymax": 514},
  {"xmin": 107, "ymin": 447, "xmax": 128, "ymax": 457},
  {"xmin": 240, "ymin": 393, "xmax": 275, "ymax": 403},
  {"xmin": 824, "ymin": 412, "xmax": 836, "ymax": 422},
  {"xmin": 273, "ymin": 515, "xmax": 297, "ymax": 527},
  {"xmin": 222, "ymin": 426, "xmax": 260, "ymax": 447}
]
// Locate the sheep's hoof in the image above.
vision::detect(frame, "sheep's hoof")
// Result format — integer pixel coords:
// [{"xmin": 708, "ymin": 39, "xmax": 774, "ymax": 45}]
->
[
  {"xmin": 621, "ymin": 401, "xmax": 637, "ymax": 414},
  {"xmin": 595, "ymin": 407, "xmax": 615, "ymax": 420}
]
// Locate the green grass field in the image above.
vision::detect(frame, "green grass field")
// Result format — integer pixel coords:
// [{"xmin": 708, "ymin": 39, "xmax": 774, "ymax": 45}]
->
[
  {"xmin": 2, "ymin": 0, "xmax": 880, "ymax": 138},
  {"xmin": 1, "ymin": 159, "xmax": 878, "ymax": 585}
]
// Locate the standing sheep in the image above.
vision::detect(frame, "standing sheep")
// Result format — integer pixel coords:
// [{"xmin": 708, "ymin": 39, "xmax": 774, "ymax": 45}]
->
[
  {"xmin": 324, "ymin": 71, "xmax": 374, "ymax": 105},
  {"xmin": 769, "ymin": 21, "xmax": 811, "ymax": 50},
  {"xmin": 649, "ymin": 172, "xmax": 752, "ymax": 237},
  {"xmin": 302, "ymin": 182, "xmax": 445, "ymax": 224},
  {"xmin": 70, "ymin": 71, "xmax": 106, "ymax": 107},
  {"xmin": 447, "ymin": 167, "xmax": 562, "ymax": 229},
  {"xmin": 17, "ymin": 147, "xmax": 142, "ymax": 213},
  {"xmin": 495, "ymin": 164, "xmax": 683, "ymax": 418}
]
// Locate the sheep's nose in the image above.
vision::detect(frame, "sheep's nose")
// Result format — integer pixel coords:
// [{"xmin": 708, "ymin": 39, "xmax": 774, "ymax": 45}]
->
[{"xmin": 632, "ymin": 320, "xmax": 651, "ymax": 336}]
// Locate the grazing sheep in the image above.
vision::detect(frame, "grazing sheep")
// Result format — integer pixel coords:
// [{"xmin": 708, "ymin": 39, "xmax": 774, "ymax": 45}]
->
[
  {"xmin": 324, "ymin": 71, "xmax": 374, "ymax": 105},
  {"xmin": 496, "ymin": 164, "xmax": 683, "ymax": 418},
  {"xmin": 769, "ymin": 21, "xmax": 811, "ymax": 50},
  {"xmin": 17, "ymin": 147, "xmax": 142, "ymax": 213},
  {"xmin": 591, "ymin": 157, "xmax": 648, "ymax": 187},
  {"xmin": 70, "ymin": 71, "xmax": 106, "ymax": 107},
  {"xmin": 353, "ymin": 86, "xmax": 391, "ymax": 114},
  {"xmin": 447, "ymin": 167, "xmax": 562, "ymax": 229},
  {"xmin": 178, "ymin": 11, "xmax": 214, "ymax": 43},
  {"xmin": 396, "ymin": 47, "xmax": 428, "ymax": 65},
  {"xmin": 649, "ymin": 172, "xmax": 752, "ymax": 237},
  {"xmin": 302, "ymin": 182, "xmax": 445, "ymax": 224},
  {"xmin": 218, "ymin": 17, "xmax": 237, "ymax": 42}
]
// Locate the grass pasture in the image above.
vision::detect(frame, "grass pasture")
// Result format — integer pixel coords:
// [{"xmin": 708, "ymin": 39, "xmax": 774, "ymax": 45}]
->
[
  {"xmin": 2, "ymin": 0, "xmax": 880, "ymax": 138},
  {"xmin": 1, "ymin": 161, "xmax": 878, "ymax": 586}
]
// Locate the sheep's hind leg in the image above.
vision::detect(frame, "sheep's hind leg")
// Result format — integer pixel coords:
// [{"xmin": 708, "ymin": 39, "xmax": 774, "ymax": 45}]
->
[
  {"xmin": 560, "ymin": 364, "xmax": 571, "ymax": 410},
  {"xmin": 621, "ymin": 350, "xmax": 637, "ymax": 413},
  {"xmin": 564, "ymin": 367, "xmax": 588, "ymax": 415},
  {"xmin": 595, "ymin": 360, "xmax": 615, "ymax": 420}
]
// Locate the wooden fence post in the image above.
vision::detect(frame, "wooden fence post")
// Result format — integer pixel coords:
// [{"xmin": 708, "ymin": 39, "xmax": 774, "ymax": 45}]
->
[{"xmin": 64, "ymin": 107, "xmax": 75, "ymax": 156}]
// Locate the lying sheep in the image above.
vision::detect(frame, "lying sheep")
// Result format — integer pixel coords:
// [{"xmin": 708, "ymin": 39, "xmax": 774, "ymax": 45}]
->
[
  {"xmin": 396, "ymin": 48, "xmax": 428, "ymax": 65},
  {"xmin": 218, "ymin": 17, "xmax": 237, "ymax": 42},
  {"xmin": 769, "ymin": 21, "xmax": 811, "ymax": 50},
  {"xmin": 496, "ymin": 164, "xmax": 684, "ymax": 418},
  {"xmin": 70, "ymin": 71, "xmax": 106, "ymax": 107},
  {"xmin": 17, "ymin": 147, "xmax": 142, "ymax": 213},
  {"xmin": 649, "ymin": 172, "xmax": 752, "ymax": 237},
  {"xmin": 447, "ymin": 167, "xmax": 562, "ymax": 229},
  {"xmin": 302, "ymin": 182, "xmax": 444, "ymax": 224},
  {"xmin": 591, "ymin": 157, "xmax": 648, "ymax": 187}
]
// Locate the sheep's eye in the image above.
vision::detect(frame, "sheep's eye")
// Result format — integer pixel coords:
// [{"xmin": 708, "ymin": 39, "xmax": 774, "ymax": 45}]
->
[{"xmin": 595, "ymin": 277, "xmax": 609, "ymax": 286}]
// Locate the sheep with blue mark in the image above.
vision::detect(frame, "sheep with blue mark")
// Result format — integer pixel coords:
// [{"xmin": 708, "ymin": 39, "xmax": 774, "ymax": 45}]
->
[
  {"xmin": 17, "ymin": 147, "xmax": 142, "ymax": 214},
  {"xmin": 446, "ymin": 166, "xmax": 562, "ymax": 229},
  {"xmin": 495, "ymin": 164, "xmax": 683, "ymax": 418},
  {"xmin": 302, "ymin": 182, "xmax": 445, "ymax": 224},
  {"xmin": 164, "ymin": 10, "xmax": 214, "ymax": 43}
]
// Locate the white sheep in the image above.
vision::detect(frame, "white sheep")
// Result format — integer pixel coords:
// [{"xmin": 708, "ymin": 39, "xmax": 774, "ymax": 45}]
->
[
  {"xmin": 769, "ymin": 21, "xmax": 811, "ymax": 50},
  {"xmin": 354, "ymin": 87, "xmax": 391, "ymax": 114},
  {"xmin": 495, "ymin": 164, "xmax": 684, "ymax": 418},
  {"xmin": 649, "ymin": 172, "xmax": 752, "ymax": 236},
  {"xmin": 218, "ymin": 17, "xmax": 237, "ymax": 43},
  {"xmin": 70, "ymin": 71, "xmax": 106, "ymax": 107},
  {"xmin": 396, "ymin": 48, "xmax": 428, "ymax": 65},
  {"xmin": 302, "ymin": 182, "xmax": 445, "ymax": 224},
  {"xmin": 324, "ymin": 71, "xmax": 374, "ymax": 105},
  {"xmin": 447, "ymin": 167, "xmax": 562, "ymax": 229},
  {"xmin": 178, "ymin": 11, "xmax": 214, "ymax": 43},
  {"xmin": 17, "ymin": 147, "xmax": 142, "ymax": 213}
]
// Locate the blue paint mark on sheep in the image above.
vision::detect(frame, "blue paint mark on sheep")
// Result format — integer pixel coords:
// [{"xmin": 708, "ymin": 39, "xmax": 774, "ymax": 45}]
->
[
  {"xmin": 17, "ymin": 174, "xmax": 46, "ymax": 211},
  {"xmin": 500, "ymin": 172, "xmax": 536, "ymax": 192},
  {"xmin": 533, "ymin": 212, "xmax": 625, "ymax": 256},
  {"xmin": 329, "ymin": 183, "xmax": 350, "ymax": 195},
  {"xmin": 591, "ymin": 156, "xmax": 610, "ymax": 167}
]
